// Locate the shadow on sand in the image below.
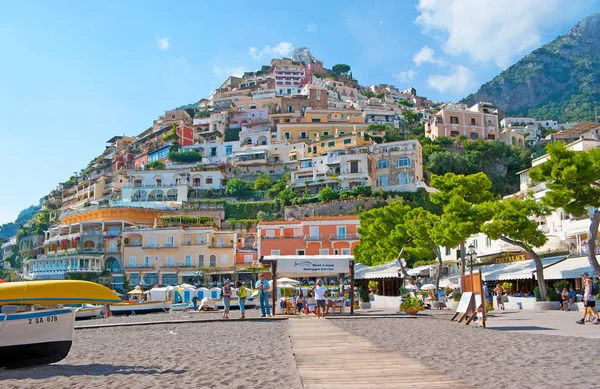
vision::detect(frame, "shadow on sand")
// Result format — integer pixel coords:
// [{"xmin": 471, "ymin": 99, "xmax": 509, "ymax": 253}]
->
[
  {"xmin": 0, "ymin": 363, "xmax": 186, "ymax": 379},
  {"xmin": 489, "ymin": 326, "xmax": 556, "ymax": 331}
]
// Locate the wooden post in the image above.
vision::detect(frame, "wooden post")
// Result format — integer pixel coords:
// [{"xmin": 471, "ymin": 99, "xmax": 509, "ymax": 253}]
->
[
  {"xmin": 350, "ymin": 260, "xmax": 355, "ymax": 314},
  {"xmin": 271, "ymin": 261, "xmax": 277, "ymax": 316}
]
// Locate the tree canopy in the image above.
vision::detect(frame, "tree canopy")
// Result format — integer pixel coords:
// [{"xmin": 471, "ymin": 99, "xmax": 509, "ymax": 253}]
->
[{"xmin": 332, "ymin": 64, "xmax": 351, "ymax": 75}]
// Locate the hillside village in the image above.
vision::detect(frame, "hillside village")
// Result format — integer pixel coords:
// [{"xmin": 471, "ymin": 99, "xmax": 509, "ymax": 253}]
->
[{"xmin": 1, "ymin": 47, "xmax": 598, "ymax": 293}]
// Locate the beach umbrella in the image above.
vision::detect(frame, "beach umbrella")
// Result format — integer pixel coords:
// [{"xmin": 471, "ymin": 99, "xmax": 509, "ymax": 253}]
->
[
  {"xmin": 276, "ymin": 277, "xmax": 300, "ymax": 285},
  {"xmin": 420, "ymin": 284, "xmax": 436, "ymax": 290}
]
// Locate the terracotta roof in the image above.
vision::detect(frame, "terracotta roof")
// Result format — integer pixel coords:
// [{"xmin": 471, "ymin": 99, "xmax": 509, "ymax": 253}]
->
[{"xmin": 554, "ymin": 121, "xmax": 600, "ymax": 139}]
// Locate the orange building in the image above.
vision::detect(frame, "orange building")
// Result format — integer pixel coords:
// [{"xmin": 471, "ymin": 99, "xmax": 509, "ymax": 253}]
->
[{"xmin": 257, "ymin": 216, "xmax": 360, "ymax": 257}]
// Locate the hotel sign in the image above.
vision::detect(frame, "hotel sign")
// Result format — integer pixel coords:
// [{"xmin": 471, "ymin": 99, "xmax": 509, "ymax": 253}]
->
[
  {"xmin": 276, "ymin": 258, "xmax": 350, "ymax": 275},
  {"xmin": 492, "ymin": 253, "xmax": 529, "ymax": 264}
]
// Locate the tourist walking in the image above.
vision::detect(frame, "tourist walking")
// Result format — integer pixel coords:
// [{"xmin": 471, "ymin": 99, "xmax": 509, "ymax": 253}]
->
[
  {"xmin": 576, "ymin": 272, "xmax": 599, "ymax": 325},
  {"xmin": 236, "ymin": 280, "xmax": 247, "ymax": 319},
  {"xmin": 255, "ymin": 274, "xmax": 271, "ymax": 317},
  {"xmin": 222, "ymin": 280, "xmax": 232, "ymax": 319},
  {"xmin": 312, "ymin": 279, "xmax": 327, "ymax": 319},
  {"xmin": 494, "ymin": 284, "xmax": 505, "ymax": 310}
]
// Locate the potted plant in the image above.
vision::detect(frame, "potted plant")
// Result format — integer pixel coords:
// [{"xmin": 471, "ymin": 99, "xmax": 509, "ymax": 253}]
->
[
  {"xmin": 359, "ymin": 288, "xmax": 371, "ymax": 309},
  {"xmin": 400, "ymin": 297, "xmax": 424, "ymax": 316}
]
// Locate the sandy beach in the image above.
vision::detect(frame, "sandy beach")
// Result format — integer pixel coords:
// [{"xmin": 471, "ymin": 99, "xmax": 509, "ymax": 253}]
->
[
  {"xmin": 333, "ymin": 314, "xmax": 600, "ymax": 389},
  {"xmin": 1, "ymin": 317, "xmax": 302, "ymax": 389}
]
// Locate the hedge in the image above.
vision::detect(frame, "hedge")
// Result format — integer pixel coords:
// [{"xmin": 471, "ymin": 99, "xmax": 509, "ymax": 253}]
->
[
  {"xmin": 224, "ymin": 201, "xmax": 279, "ymax": 219},
  {"xmin": 168, "ymin": 150, "xmax": 202, "ymax": 163}
]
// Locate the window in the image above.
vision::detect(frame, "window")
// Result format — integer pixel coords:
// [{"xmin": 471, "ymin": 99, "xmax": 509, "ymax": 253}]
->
[
  {"xmin": 450, "ymin": 130, "xmax": 460, "ymax": 137},
  {"xmin": 128, "ymin": 256, "xmax": 136, "ymax": 267},
  {"xmin": 266, "ymin": 230, "xmax": 275, "ymax": 238},
  {"xmin": 470, "ymin": 118, "xmax": 476, "ymax": 125},
  {"xmin": 319, "ymin": 249, "xmax": 329, "ymax": 255},
  {"xmin": 396, "ymin": 157, "xmax": 410, "ymax": 167},
  {"xmin": 198, "ymin": 254, "xmax": 205, "ymax": 267},
  {"xmin": 334, "ymin": 249, "xmax": 339, "ymax": 255},
  {"xmin": 284, "ymin": 132, "xmax": 291, "ymax": 140},
  {"xmin": 487, "ymin": 119, "xmax": 493, "ymax": 126},
  {"xmin": 340, "ymin": 131, "xmax": 346, "ymax": 135},
  {"xmin": 131, "ymin": 237, "xmax": 140, "ymax": 246},
  {"xmin": 206, "ymin": 177, "xmax": 213, "ymax": 184},
  {"xmin": 270, "ymin": 249, "xmax": 280, "ymax": 255},
  {"xmin": 287, "ymin": 106, "xmax": 293, "ymax": 113},
  {"xmin": 300, "ymin": 131, "xmax": 307, "ymax": 139},
  {"xmin": 296, "ymin": 249, "xmax": 305, "ymax": 255},
  {"xmin": 343, "ymin": 138, "xmax": 351, "ymax": 144},
  {"xmin": 311, "ymin": 118, "xmax": 321, "ymax": 123},
  {"xmin": 450, "ymin": 116, "xmax": 459, "ymax": 124},
  {"xmin": 166, "ymin": 236, "xmax": 174, "ymax": 247},
  {"xmin": 148, "ymin": 236, "xmax": 156, "ymax": 248},
  {"xmin": 377, "ymin": 159, "xmax": 390, "ymax": 169},
  {"xmin": 350, "ymin": 161, "xmax": 359, "ymax": 174},
  {"xmin": 309, "ymin": 226, "xmax": 319, "ymax": 238},
  {"xmin": 472, "ymin": 240, "xmax": 478, "ymax": 249},
  {"xmin": 445, "ymin": 247, "xmax": 451, "ymax": 256},
  {"xmin": 398, "ymin": 172, "xmax": 412, "ymax": 184},
  {"xmin": 155, "ymin": 178, "xmax": 162, "ymax": 187},
  {"xmin": 300, "ymin": 160, "xmax": 313, "ymax": 168},
  {"xmin": 184, "ymin": 255, "xmax": 192, "ymax": 266},
  {"xmin": 109, "ymin": 227, "xmax": 120, "ymax": 236},
  {"xmin": 213, "ymin": 124, "xmax": 217, "ymax": 131},
  {"xmin": 323, "ymin": 131, "xmax": 329, "ymax": 136},
  {"xmin": 336, "ymin": 226, "xmax": 346, "ymax": 238},
  {"xmin": 341, "ymin": 248, "xmax": 351, "ymax": 255},
  {"xmin": 220, "ymin": 254, "xmax": 228, "ymax": 265},
  {"xmin": 244, "ymin": 255, "xmax": 253, "ymax": 264},
  {"xmin": 313, "ymin": 132, "xmax": 319, "ymax": 138},
  {"xmin": 328, "ymin": 141, "xmax": 335, "ymax": 147},
  {"xmin": 487, "ymin": 134, "xmax": 495, "ymax": 140},
  {"xmin": 144, "ymin": 256, "xmax": 151, "ymax": 266},
  {"xmin": 210, "ymin": 147, "xmax": 217, "ymax": 157},
  {"xmin": 307, "ymin": 147, "xmax": 312, "ymax": 153},
  {"xmin": 209, "ymin": 255, "xmax": 217, "ymax": 267},
  {"xmin": 486, "ymin": 236, "xmax": 492, "ymax": 247},
  {"xmin": 377, "ymin": 175, "xmax": 389, "ymax": 187},
  {"xmin": 225, "ymin": 145, "xmax": 232, "ymax": 155}
]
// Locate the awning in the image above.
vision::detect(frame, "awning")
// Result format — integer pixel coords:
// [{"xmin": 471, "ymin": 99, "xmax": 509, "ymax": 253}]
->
[
  {"xmin": 236, "ymin": 151, "xmax": 265, "ymax": 156},
  {"xmin": 534, "ymin": 256, "xmax": 594, "ymax": 280},
  {"xmin": 477, "ymin": 256, "xmax": 567, "ymax": 281},
  {"xmin": 407, "ymin": 265, "xmax": 434, "ymax": 276},
  {"xmin": 354, "ymin": 260, "xmax": 401, "ymax": 280}
]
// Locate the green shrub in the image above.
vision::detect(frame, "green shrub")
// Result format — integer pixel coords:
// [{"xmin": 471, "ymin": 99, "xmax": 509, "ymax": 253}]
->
[
  {"xmin": 146, "ymin": 161, "xmax": 165, "ymax": 169},
  {"xmin": 224, "ymin": 201, "xmax": 278, "ymax": 219},
  {"xmin": 359, "ymin": 288, "xmax": 370, "ymax": 302},
  {"xmin": 452, "ymin": 290, "xmax": 462, "ymax": 301},
  {"xmin": 553, "ymin": 280, "xmax": 571, "ymax": 291},
  {"xmin": 168, "ymin": 150, "xmax": 202, "ymax": 163}
]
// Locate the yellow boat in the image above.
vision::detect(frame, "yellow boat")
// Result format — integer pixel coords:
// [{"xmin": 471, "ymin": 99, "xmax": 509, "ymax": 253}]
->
[{"xmin": 0, "ymin": 280, "xmax": 122, "ymax": 306}]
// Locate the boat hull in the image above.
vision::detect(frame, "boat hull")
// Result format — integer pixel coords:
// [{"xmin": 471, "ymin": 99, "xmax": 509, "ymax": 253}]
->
[
  {"xmin": 75, "ymin": 306, "xmax": 102, "ymax": 320},
  {"xmin": 0, "ymin": 308, "xmax": 75, "ymax": 368},
  {"xmin": 110, "ymin": 301, "xmax": 172, "ymax": 316},
  {"xmin": 0, "ymin": 281, "xmax": 121, "ymax": 306}
]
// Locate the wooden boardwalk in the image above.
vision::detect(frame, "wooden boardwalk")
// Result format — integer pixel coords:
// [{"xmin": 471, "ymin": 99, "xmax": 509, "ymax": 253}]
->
[{"xmin": 289, "ymin": 318, "xmax": 474, "ymax": 389}]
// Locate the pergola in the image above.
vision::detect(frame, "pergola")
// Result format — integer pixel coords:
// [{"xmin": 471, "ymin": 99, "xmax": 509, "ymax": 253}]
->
[{"xmin": 261, "ymin": 255, "xmax": 355, "ymax": 315}]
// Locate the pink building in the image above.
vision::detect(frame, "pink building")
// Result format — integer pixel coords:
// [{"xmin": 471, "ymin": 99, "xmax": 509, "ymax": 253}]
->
[{"xmin": 425, "ymin": 102, "xmax": 500, "ymax": 141}]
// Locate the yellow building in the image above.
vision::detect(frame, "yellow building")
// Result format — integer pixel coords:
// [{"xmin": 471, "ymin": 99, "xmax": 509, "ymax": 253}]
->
[
  {"xmin": 122, "ymin": 226, "xmax": 237, "ymax": 286},
  {"xmin": 302, "ymin": 109, "xmax": 364, "ymax": 124}
]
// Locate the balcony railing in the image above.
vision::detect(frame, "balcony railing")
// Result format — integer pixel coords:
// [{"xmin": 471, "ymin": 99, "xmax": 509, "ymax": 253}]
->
[
  {"xmin": 142, "ymin": 244, "xmax": 158, "ymax": 249},
  {"xmin": 123, "ymin": 264, "xmax": 155, "ymax": 269},
  {"xmin": 340, "ymin": 169, "xmax": 366, "ymax": 175},
  {"xmin": 182, "ymin": 241, "xmax": 207, "ymax": 246},
  {"xmin": 123, "ymin": 183, "xmax": 187, "ymax": 189},
  {"xmin": 160, "ymin": 263, "xmax": 177, "ymax": 268},
  {"xmin": 160, "ymin": 244, "xmax": 177, "ymax": 249},
  {"xmin": 209, "ymin": 243, "xmax": 235, "ymax": 248},
  {"xmin": 125, "ymin": 243, "xmax": 142, "ymax": 247},
  {"xmin": 262, "ymin": 235, "xmax": 303, "ymax": 240},
  {"xmin": 329, "ymin": 234, "xmax": 361, "ymax": 241},
  {"xmin": 304, "ymin": 234, "xmax": 324, "ymax": 241}
]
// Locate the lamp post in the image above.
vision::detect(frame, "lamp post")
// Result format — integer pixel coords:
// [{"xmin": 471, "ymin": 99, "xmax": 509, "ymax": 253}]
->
[{"xmin": 466, "ymin": 244, "xmax": 476, "ymax": 292}]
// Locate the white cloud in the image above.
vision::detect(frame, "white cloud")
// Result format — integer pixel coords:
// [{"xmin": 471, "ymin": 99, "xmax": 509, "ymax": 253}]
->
[
  {"xmin": 248, "ymin": 42, "xmax": 294, "ymax": 59},
  {"xmin": 394, "ymin": 70, "xmax": 417, "ymax": 83},
  {"xmin": 427, "ymin": 65, "xmax": 475, "ymax": 94},
  {"xmin": 307, "ymin": 23, "xmax": 317, "ymax": 33},
  {"xmin": 212, "ymin": 60, "xmax": 248, "ymax": 78},
  {"xmin": 413, "ymin": 46, "xmax": 445, "ymax": 66},
  {"xmin": 156, "ymin": 34, "xmax": 169, "ymax": 50},
  {"xmin": 415, "ymin": 0, "xmax": 562, "ymax": 68}
]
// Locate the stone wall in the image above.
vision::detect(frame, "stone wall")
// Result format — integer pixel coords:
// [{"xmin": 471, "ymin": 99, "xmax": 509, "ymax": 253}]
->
[{"xmin": 284, "ymin": 199, "xmax": 387, "ymax": 219}]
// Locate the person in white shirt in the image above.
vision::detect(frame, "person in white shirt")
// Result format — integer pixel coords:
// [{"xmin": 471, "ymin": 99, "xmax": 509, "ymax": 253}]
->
[{"xmin": 311, "ymin": 279, "xmax": 327, "ymax": 319}]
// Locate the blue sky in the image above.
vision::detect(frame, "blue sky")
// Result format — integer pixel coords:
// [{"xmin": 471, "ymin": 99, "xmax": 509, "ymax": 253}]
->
[{"xmin": 0, "ymin": 0, "xmax": 598, "ymax": 225}]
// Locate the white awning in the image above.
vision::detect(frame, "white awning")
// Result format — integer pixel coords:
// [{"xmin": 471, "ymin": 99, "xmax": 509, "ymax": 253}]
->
[
  {"xmin": 407, "ymin": 265, "xmax": 434, "ymax": 276},
  {"xmin": 477, "ymin": 256, "xmax": 566, "ymax": 281},
  {"xmin": 534, "ymin": 256, "xmax": 594, "ymax": 280},
  {"xmin": 354, "ymin": 260, "xmax": 400, "ymax": 280}
]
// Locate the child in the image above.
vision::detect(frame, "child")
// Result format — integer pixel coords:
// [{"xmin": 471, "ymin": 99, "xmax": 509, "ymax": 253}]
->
[
  {"xmin": 306, "ymin": 292, "xmax": 316, "ymax": 314},
  {"xmin": 236, "ymin": 280, "xmax": 246, "ymax": 319}
]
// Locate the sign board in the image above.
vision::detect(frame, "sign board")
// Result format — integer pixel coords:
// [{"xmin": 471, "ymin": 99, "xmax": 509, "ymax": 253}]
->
[
  {"xmin": 276, "ymin": 257, "xmax": 350, "ymax": 275},
  {"xmin": 455, "ymin": 292, "xmax": 473, "ymax": 313}
]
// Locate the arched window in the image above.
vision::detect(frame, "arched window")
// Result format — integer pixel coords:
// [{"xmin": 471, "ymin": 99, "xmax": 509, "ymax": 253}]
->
[
  {"xmin": 396, "ymin": 157, "xmax": 410, "ymax": 167},
  {"xmin": 398, "ymin": 172, "xmax": 412, "ymax": 185},
  {"xmin": 209, "ymin": 255, "xmax": 217, "ymax": 267},
  {"xmin": 376, "ymin": 159, "xmax": 390, "ymax": 169}
]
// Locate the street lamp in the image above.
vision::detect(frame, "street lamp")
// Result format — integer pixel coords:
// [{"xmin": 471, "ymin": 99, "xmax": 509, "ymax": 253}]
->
[{"xmin": 465, "ymin": 244, "xmax": 476, "ymax": 292}]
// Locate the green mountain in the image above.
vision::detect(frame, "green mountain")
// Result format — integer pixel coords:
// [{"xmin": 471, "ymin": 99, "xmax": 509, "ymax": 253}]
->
[
  {"xmin": 0, "ymin": 203, "xmax": 42, "ymax": 238},
  {"xmin": 462, "ymin": 13, "xmax": 600, "ymax": 123}
]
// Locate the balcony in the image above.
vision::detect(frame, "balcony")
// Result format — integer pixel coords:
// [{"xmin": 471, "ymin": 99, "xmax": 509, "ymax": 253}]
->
[
  {"xmin": 182, "ymin": 241, "xmax": 207, "ymax": 246},
  {"xmin": 209, "ymin": 243, "xmax": 235, "ymax": 248},
  {"xmin": 262, "ymin": 235, "xmax": 303, "ymax": 240},
  {"xmin": 304, "ymin": 235, "xmax": 324, "ymax": 241},
  {"xmin": 125, "ymin": 243, "xmax": 142, "ymax": 247},
  {"xmin": 159, "ymin": 243, "xmax": 177, "ymax": 249},
  {"xmin": 329, "ymin": 234, "xmax": 361, "ymax": 241},
  {"xmin": 123, "ymin": 264, "xmax": 155, "ymax": 269},
  {"xmin": 160, "ymin": 263, "xmax": 177, "ymax": 268},
  {"xmin": 124, "ymin": 183, "xmax": 186, "ymax": 189},
  {"xmin": 81, "ymin": 230, "xmax": 103, "ymax": 236},
  {"xmin": 142, "ymin": 244, "xmax": 158, "ymax": 249},
  {"xmin": 340, "ymin": 169, "xmax": 366, "ymax": 175}
]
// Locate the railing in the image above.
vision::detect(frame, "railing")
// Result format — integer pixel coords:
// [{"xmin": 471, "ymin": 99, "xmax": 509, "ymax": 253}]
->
[
  {"xmin": 142, "ymin": 244, "xmax": 158, "ymax": 249},
  {"xmin": 159, "ymin": 244, "xmax": 177, "ymax": 249},
  {"xmin": 340, "ymin": 169, "xmax": 366, "ymax": 175},
  {"xmin": 82, "ymin": 230, "xmax": 103, "ymax": 236},
  {"xmin": 303, "ymin": 234, "xmax": 323, "ymax": 241},
  {"xmin": 125, "ymin": 243, "xmax": 142, "ymax": 247},
  {"xmin": 262, "ymin": 235, "xmax": 303, "ymax": 240},
  {"xmin": 160, "ymin": 263, "xmax": 177, "ymax": 268},
  {"xmin": 329, "ymin": 234, "xmax": 360, "ymax": 241},
  {"xmin": 210, "ymin": 243, "xmax": 234, "ymax": 248},
  {"xmin": 182, "ymin": 241, "xmax": 207, "ymax": 246},
  {"xmin": 123, "ymin": 264, "xmax": 155, "ymax": 269},
  {"xmin": 123, "ymin": 183, "xmax": 186, "ymax": 189}
]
